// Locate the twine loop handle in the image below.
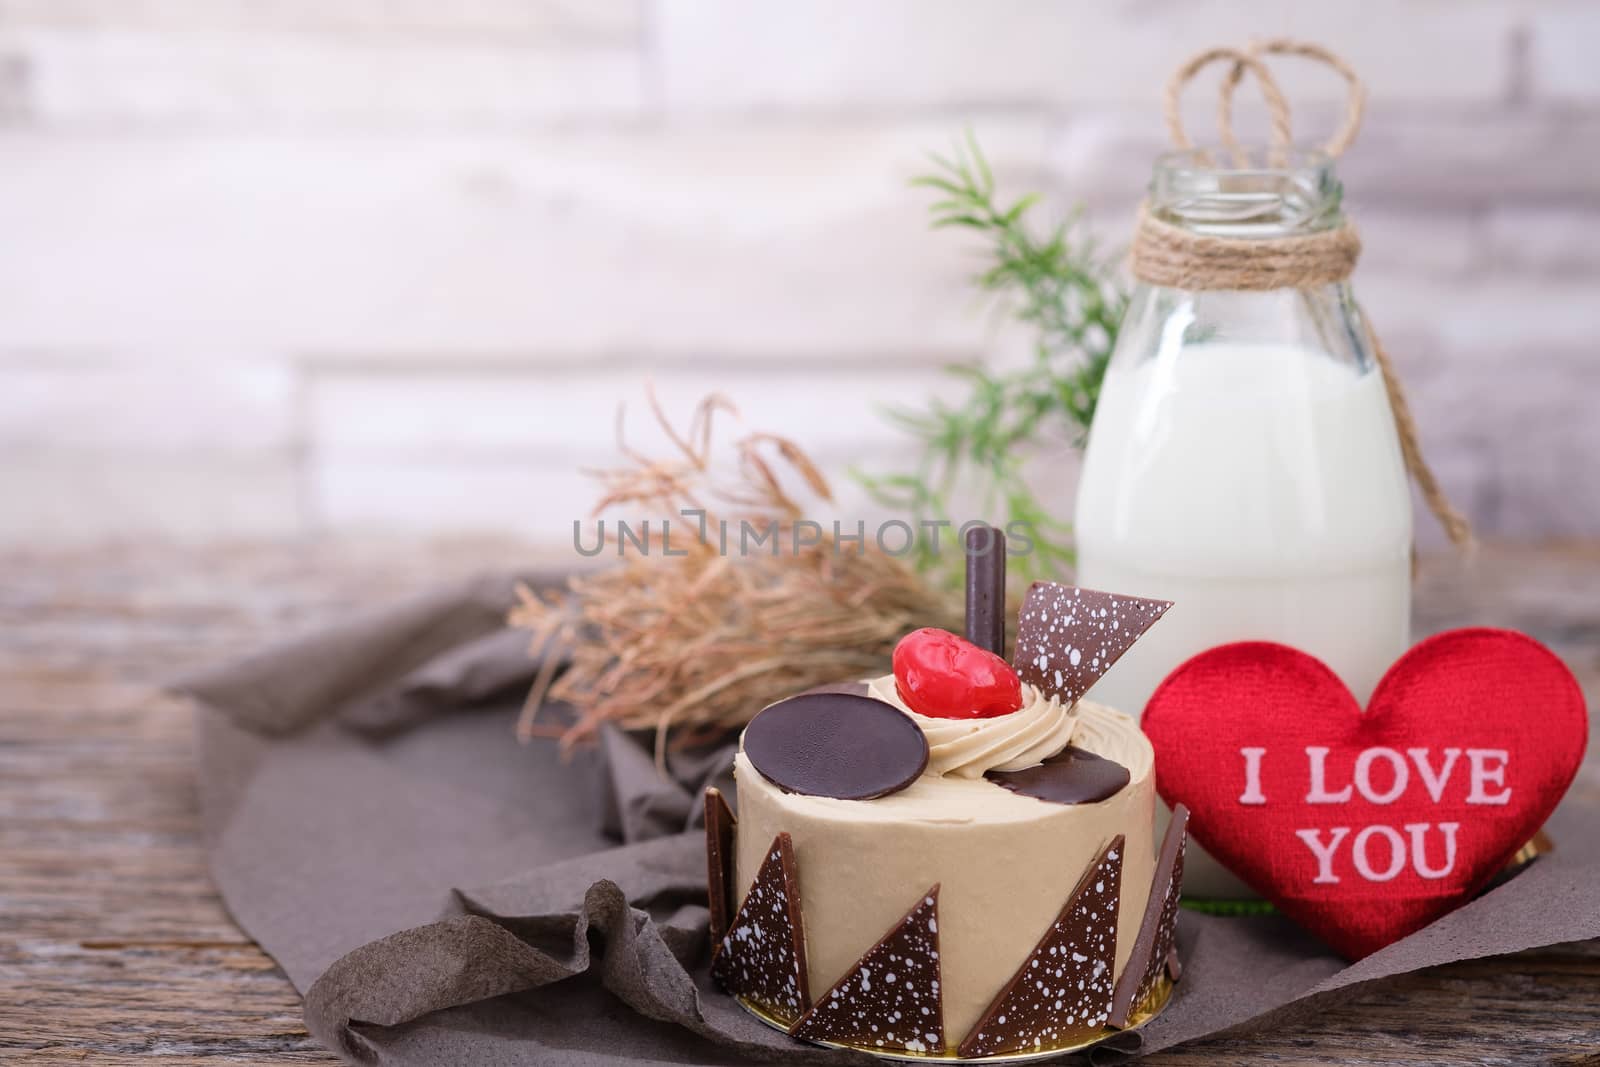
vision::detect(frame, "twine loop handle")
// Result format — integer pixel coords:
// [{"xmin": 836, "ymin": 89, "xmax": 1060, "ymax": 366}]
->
[
  {"xmin": 1163, "ymin": 38, "xmax": 1366, "ymax": 159},
  {"xmin": 1135, "ymin": 39, "xmax": 1472, "ymax": 550}
]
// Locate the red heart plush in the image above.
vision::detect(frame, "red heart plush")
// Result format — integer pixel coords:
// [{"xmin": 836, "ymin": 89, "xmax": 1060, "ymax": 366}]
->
[{"xmin": 1142, "ymin": 628, "xmax": 1587, "ymax": 959}]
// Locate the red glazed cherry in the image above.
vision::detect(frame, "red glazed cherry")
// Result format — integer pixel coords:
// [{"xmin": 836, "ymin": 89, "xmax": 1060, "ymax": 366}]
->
[{"xmin": 892, "ymin": 627, "xmax": 1024, "ymax": 719}]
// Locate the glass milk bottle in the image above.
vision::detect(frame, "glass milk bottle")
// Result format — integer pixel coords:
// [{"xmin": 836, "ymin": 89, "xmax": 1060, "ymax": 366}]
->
[{"xmin": 1075, "ymin": 148, "xmax": 1413, "ymax": 898}]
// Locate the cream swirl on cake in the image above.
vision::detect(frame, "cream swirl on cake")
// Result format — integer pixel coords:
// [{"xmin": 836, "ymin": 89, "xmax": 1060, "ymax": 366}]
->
[
  {"xmin": 1068, "ymin": 697, "xmax": 1154, "ymax": 781},
  {"xmin": 865, "ymin": 674, "xmax": 1077, "ymax": 778}
]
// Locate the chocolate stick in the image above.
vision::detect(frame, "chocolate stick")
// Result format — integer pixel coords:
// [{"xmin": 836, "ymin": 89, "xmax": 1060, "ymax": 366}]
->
[{"xmin": 964, "ymin": 523, "xmax": 1007, "ymax": 654}]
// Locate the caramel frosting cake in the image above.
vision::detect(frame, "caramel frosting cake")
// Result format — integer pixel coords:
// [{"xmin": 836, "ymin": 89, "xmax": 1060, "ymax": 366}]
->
[{"xmin": 706, "ymin": 542, "xmax": 1192, "ymax": 1060}]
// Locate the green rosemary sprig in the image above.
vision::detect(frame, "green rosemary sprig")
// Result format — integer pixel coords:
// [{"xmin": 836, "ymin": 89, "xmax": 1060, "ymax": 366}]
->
[{"xmin": 854, "ymin": 131, "xmax": 1127, "ymax": 585}]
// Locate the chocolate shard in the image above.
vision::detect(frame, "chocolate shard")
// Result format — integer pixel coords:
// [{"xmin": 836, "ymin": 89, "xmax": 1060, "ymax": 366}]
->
[
  {"xmin": 1013, "ymin": 583, "xmax": 1173, "ymax": 706},
  {"xmin": 711, "ymin": 833, "xmax": 811, "ymax": 1026},
  {"xmin": 743, "ymin": 693, "xmax": 928, "ymax": 801},
  {"xmin": 958, "ymin": 836, "xmax": 1124, "ymax": 1058},
  {"xmin": 986, "ymin": 745, "xmax": 1131, "ymax": 805},
  {"xmin": 964, "ymin": 523, "xmax": 1007, "ymax": 655},
  {"xmin": 1110, "ymin": 805, "xmax": 1189, "ymax": 1028},
  {"xmin": 704, "ymin": 787, "xmax": 737, "ymax": 950},
  {"xmin": 791, "ymin": 885, "xmax": 945, "ymax": 1055}
]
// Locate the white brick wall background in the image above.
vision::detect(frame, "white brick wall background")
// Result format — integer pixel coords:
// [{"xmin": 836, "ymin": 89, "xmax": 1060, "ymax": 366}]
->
[{"xmin": 1, "ymin": 0, "xmax": 1596, "ymax": 548}]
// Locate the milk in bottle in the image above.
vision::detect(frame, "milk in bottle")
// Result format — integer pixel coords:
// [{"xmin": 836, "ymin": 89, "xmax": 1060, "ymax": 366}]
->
[{"xmin": 1074, "ymin": 148, "xmax": 1414, "ymax": 899}]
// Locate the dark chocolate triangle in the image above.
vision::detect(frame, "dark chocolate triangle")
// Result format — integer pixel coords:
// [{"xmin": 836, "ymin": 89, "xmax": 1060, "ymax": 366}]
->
[
  {"xmin": 704, "ymin": 787, "xmax": 737, "ymax": 950},
  {"xmin": 958, "ymin": 836, "xmax": 1124, "ymax": 1059},
  {"xmin": 1110, "ymin": 805, "xmax": 1188, "ymax": 1028},
  {"xmin": 710, "ymin": 832, "xmax": 811, "ymax": 1026},
  {"xmin": 791, "ymin": 885, "xmax": 944, "ymax": 1054},
  {"xmin": 1013, "ymin": 583, "xmax": 1172, "ymax": 706}
]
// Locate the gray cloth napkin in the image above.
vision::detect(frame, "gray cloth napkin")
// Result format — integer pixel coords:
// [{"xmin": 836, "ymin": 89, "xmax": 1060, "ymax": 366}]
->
[{"xmin": 177, "ymin": 572, "xmax": 1600, "ymax": 1065}]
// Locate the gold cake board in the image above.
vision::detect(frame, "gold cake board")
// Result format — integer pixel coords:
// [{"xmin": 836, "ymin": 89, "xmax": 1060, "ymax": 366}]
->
[{"xmin": 736, "ymin": 973, "xmax": 1175, "ymax": 1063}]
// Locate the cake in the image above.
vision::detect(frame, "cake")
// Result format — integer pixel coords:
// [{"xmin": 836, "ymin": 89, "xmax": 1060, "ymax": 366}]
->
[{"xmin": 706, "ymin": 534, "xmax": 1190, "ymax": 1060}]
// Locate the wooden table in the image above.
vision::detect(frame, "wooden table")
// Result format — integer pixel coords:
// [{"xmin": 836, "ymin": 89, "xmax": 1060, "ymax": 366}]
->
[{"xmin": 3, "ymin": 540, "xmax": 1598, "ymax": 1065}]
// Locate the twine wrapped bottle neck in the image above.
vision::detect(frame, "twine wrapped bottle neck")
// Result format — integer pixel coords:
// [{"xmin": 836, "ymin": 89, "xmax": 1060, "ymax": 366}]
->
[{"xmin": 1130, "ymin": 204, "xmax": 1362, "ymax": 291}]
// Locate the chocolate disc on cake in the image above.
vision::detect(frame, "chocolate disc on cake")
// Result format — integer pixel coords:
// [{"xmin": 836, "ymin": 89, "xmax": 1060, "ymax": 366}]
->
[
  {"xmin": 987, "ymin": 745, "xmax": 1131, "ymax": 805},
  {"xmin": 794, "ymin": 680, "xmax": 870, "ymax": 699},
  {"xmin": 743, "ymin": 693, "xmax": 929, "ymax": 801}
]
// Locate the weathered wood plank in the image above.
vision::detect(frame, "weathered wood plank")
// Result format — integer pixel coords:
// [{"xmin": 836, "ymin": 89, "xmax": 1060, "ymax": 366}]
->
[{"xmin": 0, "ymin": 540, "xmax": 1596, "ymax": 1065}]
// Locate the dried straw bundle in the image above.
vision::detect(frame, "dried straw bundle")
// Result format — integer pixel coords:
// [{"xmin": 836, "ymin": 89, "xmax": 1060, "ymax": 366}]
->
[{"xmin": 510, "ymin": 392, "xmax": 957, "ymax": 762}]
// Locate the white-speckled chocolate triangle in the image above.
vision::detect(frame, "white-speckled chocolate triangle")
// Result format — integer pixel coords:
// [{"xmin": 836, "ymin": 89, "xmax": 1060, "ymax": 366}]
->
[
  {"xmin": 1013, "ymin": 583, "xmax": 1172, "ymax": 706},
  {"xmin": 710, "ymin": 832, "xmax": 811, "ymax": 1026},
  {"xmin": 791, "ymin": 885, "xmax": 944, "ymax": 1054},
  {"xmin": 958, "ymin": 835, "xmax": 1124, "ymax": 1058}
]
